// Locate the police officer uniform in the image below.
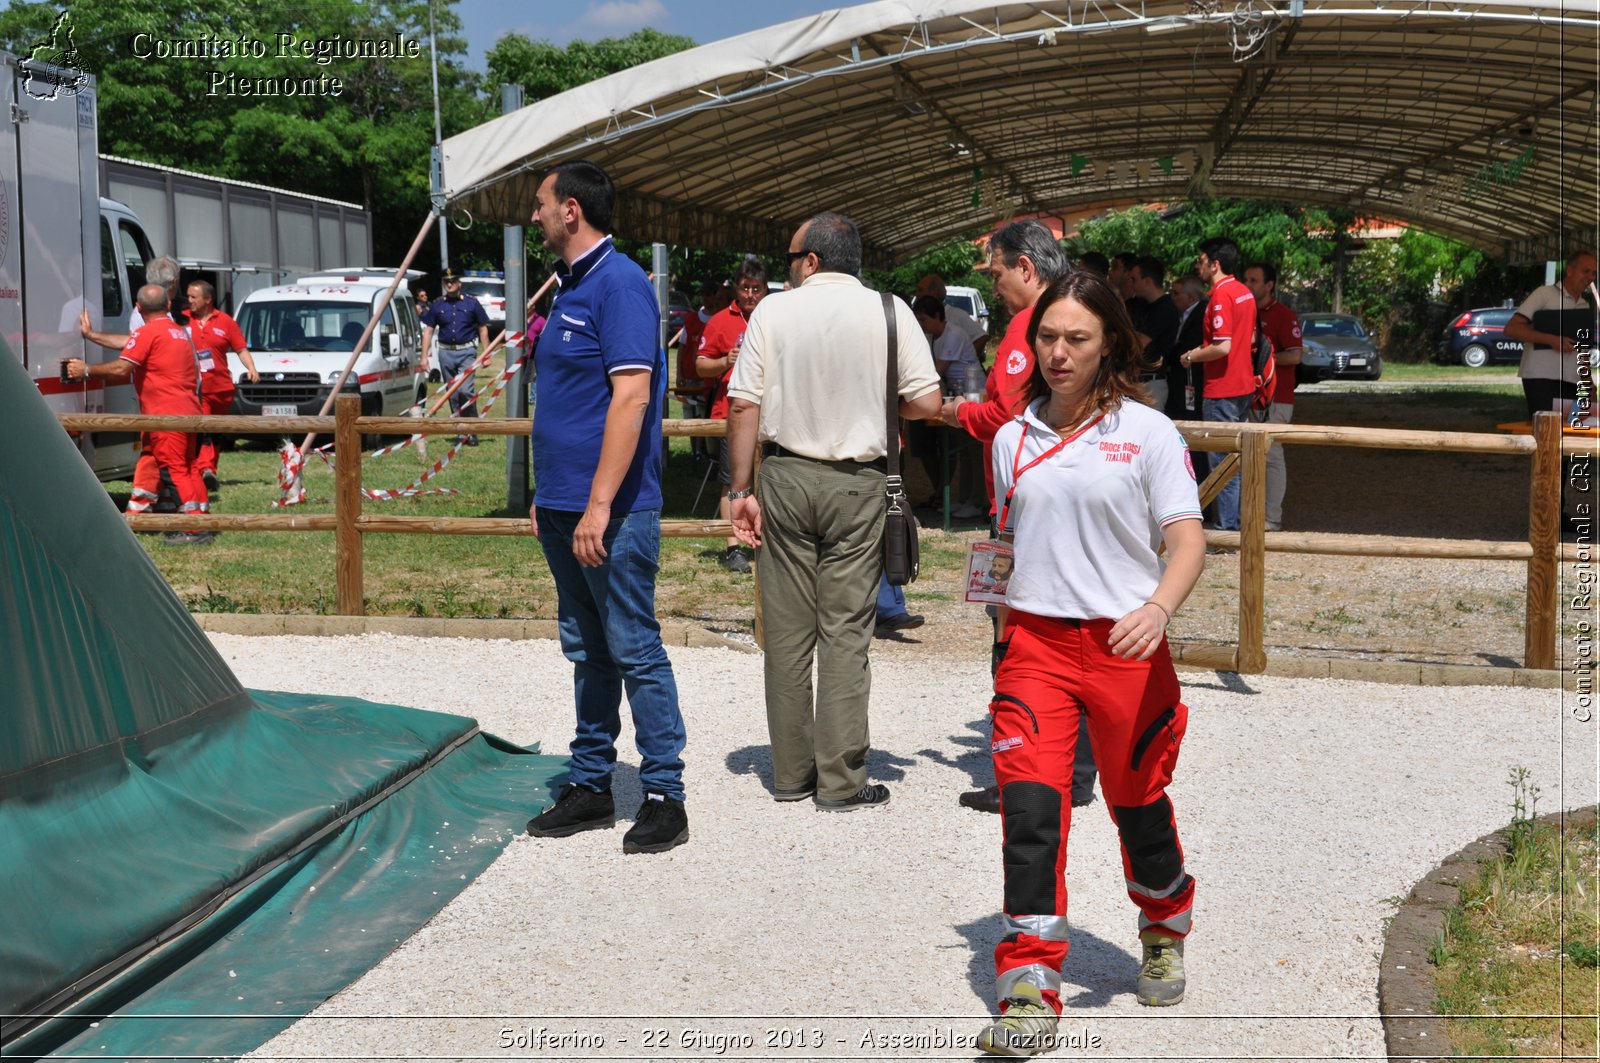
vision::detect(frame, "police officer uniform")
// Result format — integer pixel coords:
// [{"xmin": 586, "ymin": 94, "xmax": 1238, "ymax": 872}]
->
[{"xmin": 422, "ymin": 268, "xmax": 490, "ymax": 441}]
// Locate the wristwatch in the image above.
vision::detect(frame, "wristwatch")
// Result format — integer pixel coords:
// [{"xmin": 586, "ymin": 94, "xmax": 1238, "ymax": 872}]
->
[{"xmin": 726, "ymin": 489, "xmax": 754, "ymax": 500}]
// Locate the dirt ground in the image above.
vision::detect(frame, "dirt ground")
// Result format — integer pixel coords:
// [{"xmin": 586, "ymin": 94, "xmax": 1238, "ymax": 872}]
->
[{"xmin": 694, "ymin": 379, "xmax": 1588, "ymax": 670}]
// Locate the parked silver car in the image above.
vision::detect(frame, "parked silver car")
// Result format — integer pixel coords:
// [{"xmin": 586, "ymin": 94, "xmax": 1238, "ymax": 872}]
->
[{"xmin": 1298, "ymin": 313, "xmax": 1382, "ymax": 381}]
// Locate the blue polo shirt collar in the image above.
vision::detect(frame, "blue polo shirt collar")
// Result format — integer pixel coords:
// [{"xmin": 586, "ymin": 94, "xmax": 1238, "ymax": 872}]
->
[{"xmin": 554, "ymin": 237, "xmax": 614, "ymax": 288}]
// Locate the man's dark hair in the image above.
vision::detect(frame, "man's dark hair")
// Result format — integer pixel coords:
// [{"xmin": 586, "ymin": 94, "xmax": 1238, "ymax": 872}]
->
[
  {"xmin": 1135, "ymin": 256, "xmax": 1166, "ymax": 288},
  {"xmin": 1244, "ymin": 261, "xmax": 1278, "ymax": 286},
  {"xmin": 188, "ymin": 279, "xmax": 216, "ymax": 303},
  {"xmin": 990, "ymin": 221, "xmax": 1069, "ymax": 283},
  {"xmin": 1200, "ymin": 236, "xmax": 1241, "ymax": 276},
  {"xmin": 1112, "ymin": 251, "xmax": 1139, "ymax": 273},
  {"xmin": 802, "ymin": 212, "xmax": 861, "ymax": 275},
  {"xmin": 136, "ymin": 283, "xmax": 169, "ymax": 314},
  {"xmin": 1078, "ymin": 251, "xmax": 1110, "ymax": 277},
  {"xmin": 910, "ymin": 295, "xmax": 945, "ymax": 320},
  {"xmin": 547, "ymin": 159, "xmax": 616, "ymax": 233},
  {"xmin": 735, "ymin": 257, "xmax": 768, "ymax": 285}
]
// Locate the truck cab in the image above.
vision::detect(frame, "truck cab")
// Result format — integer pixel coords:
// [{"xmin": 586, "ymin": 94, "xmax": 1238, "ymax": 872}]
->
[{"xmin": 233, "ymin": 277, "xmax": 425, "ymax": 419}]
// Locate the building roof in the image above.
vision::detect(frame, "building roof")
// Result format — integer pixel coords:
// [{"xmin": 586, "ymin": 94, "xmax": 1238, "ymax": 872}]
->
[{"xmin": 442, "ymin": 0, "xmax": 1598, "ymax": 266}]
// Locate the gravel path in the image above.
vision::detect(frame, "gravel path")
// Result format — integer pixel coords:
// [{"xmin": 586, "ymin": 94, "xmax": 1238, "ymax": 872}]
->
[{"xmin": 220, "ymin": 632, "xmax": 1592, "ymax": 1063}]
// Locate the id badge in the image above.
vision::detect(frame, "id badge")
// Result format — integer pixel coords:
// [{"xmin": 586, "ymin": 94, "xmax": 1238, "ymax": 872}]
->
[
  {"xmin": 1184, "ymin": 384, "xmax": 1196, "ymax": 413},
  {"xmin": 964, "ymin": 538, "xmax": 1014, "ymax": 605},
  {"xmin": 197, "ymin": 351, "xmax": 216, "ymax": 374}
]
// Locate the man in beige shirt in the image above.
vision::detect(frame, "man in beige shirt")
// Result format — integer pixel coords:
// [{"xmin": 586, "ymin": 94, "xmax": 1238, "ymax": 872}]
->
[{"xmin": 726, "ymin": 211, "xmax": 941, "ymax": 810}]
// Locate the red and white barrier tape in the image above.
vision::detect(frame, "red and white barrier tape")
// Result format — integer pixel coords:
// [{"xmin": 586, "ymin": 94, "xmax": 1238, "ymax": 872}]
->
[{"xmin": 273, "ymin": 343, "xmax": 532, "ymax": 506}]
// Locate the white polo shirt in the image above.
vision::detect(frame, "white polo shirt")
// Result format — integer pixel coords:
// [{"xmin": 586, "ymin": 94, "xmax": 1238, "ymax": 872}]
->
[
  {"xmin": 727, "ymin": 272, "xmax": 939, "ymax": 462},
  {"xmin": 994, "ymin": 398, "xmax": 1202, "ymax": 620},
  {"xmin": 1516, "ymin": 283, "xmax": 1595, "ymax": 384}
]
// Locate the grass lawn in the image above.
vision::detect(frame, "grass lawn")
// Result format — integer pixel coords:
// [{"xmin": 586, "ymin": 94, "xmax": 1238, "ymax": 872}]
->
[
  {"xmin": 1432, "ymin": 778, "xmax": 1599, "ymax": 1060},
  {"xmin": 117, "ymin": 391, "xmax": 975, "ymax": 623},
  {"xmin": 1380, "ymin": 361, "xmax": 1520, "ymax": 382}
]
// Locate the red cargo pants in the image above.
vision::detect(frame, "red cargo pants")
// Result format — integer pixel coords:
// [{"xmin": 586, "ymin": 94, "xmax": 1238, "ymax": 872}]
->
[{"xmin": 990, "ymin": 609, "xmax": 1194, "ymax": 1012}]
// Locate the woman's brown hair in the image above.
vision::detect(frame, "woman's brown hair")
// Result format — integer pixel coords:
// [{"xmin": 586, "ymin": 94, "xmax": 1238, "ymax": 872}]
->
[{"xmin": 1021, "ymin": 269, "xmax": 1150, "ymax": 416}]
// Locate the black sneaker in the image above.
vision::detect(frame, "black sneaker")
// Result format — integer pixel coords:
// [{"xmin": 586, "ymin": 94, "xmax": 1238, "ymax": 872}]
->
[
  {"xmin": 201, "ymin": 469, "xmax": 221, "ymax": 493},
  {"xmin": 526, "ymin": 783, "xmax": 615, "ymax": 838},
  {"xmin": 873, "ymin": 613, "xmax": 925, "ymax": 638},
  {"xmin": 622, "ymin": 794, "xmax": 688, "ymax": 854},
  {"xmin": 959, "ymin": 785, "xmax": 1001, "ymax": 814},
  {"xmin": 723, "ymin": 546, "xmax": 751, "ymax": 573},
  {"xmin": 815, "ymin": 783, "xmax": 891, "ymax": 811}
]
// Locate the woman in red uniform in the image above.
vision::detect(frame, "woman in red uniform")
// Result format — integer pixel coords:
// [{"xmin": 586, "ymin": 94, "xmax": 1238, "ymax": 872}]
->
[{"xmin": 976, "ymin": 271, "xmax": 1206, "ymax": 1057}]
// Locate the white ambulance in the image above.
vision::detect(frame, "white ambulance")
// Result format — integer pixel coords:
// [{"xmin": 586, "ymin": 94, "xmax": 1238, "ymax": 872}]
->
[{"xmin": 232, "ymin": 272, "xmax": 426, "ymax": 420}]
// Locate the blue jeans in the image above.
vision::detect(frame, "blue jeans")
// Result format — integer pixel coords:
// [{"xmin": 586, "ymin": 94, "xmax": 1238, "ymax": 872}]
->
[
  {"xmin": 876, "ymin": 574, "xmax": 907, "ymax": 620},
  {"xmin": 1203, "ymin": 393, "xmax": 1253, "ymax": 531},
  {"xmin": 536, "ymin": 507, "xmax": 687, "ymax": 800}
]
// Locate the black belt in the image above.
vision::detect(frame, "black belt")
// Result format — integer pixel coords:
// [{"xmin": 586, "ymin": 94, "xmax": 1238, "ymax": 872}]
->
[
  {"xmin": 761, "ymin": 442, "xmax": 887, "ymax": 473},
  {"xmin": 1139, "ymin": 372, "xmax": 1162, "ymax": 382}
]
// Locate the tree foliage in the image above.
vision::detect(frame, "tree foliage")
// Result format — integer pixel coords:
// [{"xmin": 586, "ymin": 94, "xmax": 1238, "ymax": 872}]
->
[{"xmin": 485, "ymin": 28, "xmax": 694, "ymax": 105}]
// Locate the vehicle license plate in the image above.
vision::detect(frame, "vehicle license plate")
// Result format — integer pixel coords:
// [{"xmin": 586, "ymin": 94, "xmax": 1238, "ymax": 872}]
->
[
  {"xmin": 263, "ymin": 405, "xmax": 298, "ymax": 416},
  {"xmin": 1349, "ymin": 358, "xmax": 1367, "ymax": 366}
]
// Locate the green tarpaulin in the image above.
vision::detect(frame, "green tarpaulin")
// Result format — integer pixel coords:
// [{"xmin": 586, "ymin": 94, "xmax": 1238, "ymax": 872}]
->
[{"xmin": 0, "ymin": 339, "xmax": 563, "ymax": 1059}]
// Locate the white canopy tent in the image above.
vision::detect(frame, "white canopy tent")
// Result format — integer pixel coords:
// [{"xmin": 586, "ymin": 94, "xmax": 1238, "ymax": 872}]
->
[{"xmin": 442, "ymin": 0, "xmax": 1598, "ymax": 266}]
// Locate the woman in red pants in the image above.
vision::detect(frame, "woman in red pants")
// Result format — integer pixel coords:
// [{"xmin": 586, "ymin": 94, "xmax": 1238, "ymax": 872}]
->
[{"xmin": 976, "ymin": 270, "xmax": 1206, "ymax": 1057}]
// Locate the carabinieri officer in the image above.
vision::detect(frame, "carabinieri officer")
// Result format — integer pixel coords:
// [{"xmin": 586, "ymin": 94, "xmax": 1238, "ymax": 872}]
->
[{"xmin": 421, "ymin": 267, "xmax": 491, "ymax": 445}]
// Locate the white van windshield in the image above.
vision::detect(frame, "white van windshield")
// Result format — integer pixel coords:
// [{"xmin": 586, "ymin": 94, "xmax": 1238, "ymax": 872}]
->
[{"xmin": 239, "ymin": 300, "xmax": 388, "ymax": 352}]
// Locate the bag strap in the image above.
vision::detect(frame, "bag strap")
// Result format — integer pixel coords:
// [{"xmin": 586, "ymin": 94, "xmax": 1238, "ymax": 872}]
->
[{"xmin": 882, "ymin": 293, "xmax": 901, "ymax": 494}]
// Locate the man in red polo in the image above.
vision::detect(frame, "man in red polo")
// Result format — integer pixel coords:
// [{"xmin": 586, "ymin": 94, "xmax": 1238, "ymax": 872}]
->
[
  {"xmin": 1179, "ymin": 236, "xmax": 1256, "ymax": 531},
  {"xmin": 68, "ymin": 284, "xmax": 212, "ymax": 545},
  {"xmin": 1242, "ymin": 262, "xmax": 1304, "ymax": 531},
  {"xmin": 697, "ymin": 260, "xmax": 766, "ymax": 573},
  {"xmin": 938, "ymin": 220, "xmax": 1088, "ymax": 817},
  {"xmin": 186, "ymin": 280, "xmax": 258, "ymax": 492}
]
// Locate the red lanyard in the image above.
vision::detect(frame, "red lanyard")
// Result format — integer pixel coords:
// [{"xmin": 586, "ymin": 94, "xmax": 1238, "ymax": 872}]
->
[{"xmin": 997, "ymin": 412, "xmax": 1104, "ymax": 533}]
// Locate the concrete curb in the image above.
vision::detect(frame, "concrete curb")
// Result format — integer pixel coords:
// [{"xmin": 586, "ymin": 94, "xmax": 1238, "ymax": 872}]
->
[
  {"xmin": 191, "ymin": 614, "xmax": 1572, "ymax": 685},
  {"xmin": 192, "ymin": 613, "xmax": 760, "ymax": 652},
  {"xmin": 1377, "ymin": 805, "xmax": 1597, "ymax": 1062},
  {"xmin": 1174, "ymin": 652, "xmax": 1571, "ymax": 689}
]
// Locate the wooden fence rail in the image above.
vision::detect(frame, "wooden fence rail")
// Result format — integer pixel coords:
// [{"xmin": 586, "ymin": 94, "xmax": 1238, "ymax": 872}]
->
[{"xmin": 57, "ymin": 402, "xmax": 1586, "ymax": 672}]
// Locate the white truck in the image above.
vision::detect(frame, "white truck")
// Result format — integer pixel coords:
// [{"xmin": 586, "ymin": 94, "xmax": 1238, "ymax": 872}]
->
[{"xmin": 2, "ymin": 51, "xmax": 156, "ymax": 480}]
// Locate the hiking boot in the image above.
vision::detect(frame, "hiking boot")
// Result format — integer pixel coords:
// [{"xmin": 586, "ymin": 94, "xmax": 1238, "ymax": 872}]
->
[
  {"xmin": 959, "ymin": 784, "xmax": 1001, "ymax": 814},
  {"xmin": 526, "ymin": 783, "xmax": 615, "ymax": 838},
  {"xmin": 723, "ymin": 546, "xmax": 751, "ymax": 573},
  {"xmin": 201, "ymin": 469, "xmax": 221, "ymax": 493},
  {"xmin": 815, "ymin": 783, "xmax": 890, "ymax": 811},
  {"xmin": 1136, "ymin": 929, "xmax": 1186, "ymax": 1006},
  {"xmin": 622, "ymin": 794, "xmax": 688, "ymax": 854},
  {"xmin": 977, "ymin": 982, "xmax": 1058, "ymax": 1056}
]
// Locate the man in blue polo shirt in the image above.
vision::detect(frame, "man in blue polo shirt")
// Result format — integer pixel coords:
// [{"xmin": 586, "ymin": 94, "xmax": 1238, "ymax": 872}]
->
[
  {"xmin": 421, "ymin": 268, "xmax": 490, "ymax": 445},
  {"xmin": 523, "ymin": 159, "xmax": 689, "ymax": 855}
]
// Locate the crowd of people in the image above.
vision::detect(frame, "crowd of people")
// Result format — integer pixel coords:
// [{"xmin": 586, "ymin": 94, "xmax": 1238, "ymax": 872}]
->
[{"xmin": 517, "ymin": 160, "xmax": 1318, "ymax": 1057}]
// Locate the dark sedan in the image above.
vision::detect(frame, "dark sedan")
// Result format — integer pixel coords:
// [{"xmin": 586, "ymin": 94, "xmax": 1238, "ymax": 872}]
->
[
  {"xmin": 1298, "ymin": 313, "xmax": 1382, "ymax": 381},
  {"xmin": 1439, "ymin": 307, "xmax": 1522, "ymax": 368}
]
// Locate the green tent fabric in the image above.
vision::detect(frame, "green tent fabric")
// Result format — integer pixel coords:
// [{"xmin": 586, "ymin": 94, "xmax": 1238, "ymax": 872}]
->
[{"xmin": 0, "ymin": 340, "xmax": 564, "ymax": 1058}]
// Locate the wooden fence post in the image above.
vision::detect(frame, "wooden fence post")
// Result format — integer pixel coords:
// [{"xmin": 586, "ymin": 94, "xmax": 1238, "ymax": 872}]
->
[
  {"xmin": 1525, "ymin": 411, "xmax": 1560, "ymax": 669},
  {"xmin": 1236, "ymin": 428, "xmax": 1269, "ymax": 673},
  {"xmin": 335, "ymin": 395, "xmax": 365, "ymax": 616}
]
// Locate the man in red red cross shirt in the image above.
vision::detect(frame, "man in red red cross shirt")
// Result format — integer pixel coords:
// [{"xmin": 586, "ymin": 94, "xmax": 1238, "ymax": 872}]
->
[
  {"xmin": 697, "ymin": 261, "xmax": 766, "ymax": 573},
  {"xmin": 1242, "ymin": 262, "xmax": 1304, "ymax": 531},
  {"xmin": 68, "ymin": 284, "xmax": 212, "ymax": 546},
  {"xmin": 1178, "ymin": 236, "xmax": 1256, "ymax": 531},
  {"xmin": 186, "ymin": 279, "xmax": 258, "ymax": 491}
]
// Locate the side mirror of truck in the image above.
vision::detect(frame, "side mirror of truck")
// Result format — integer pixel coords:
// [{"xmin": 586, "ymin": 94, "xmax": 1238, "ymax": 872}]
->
[{"xmin": 386, "ymin": 333, "xmax": 400, "ymax": 357}]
